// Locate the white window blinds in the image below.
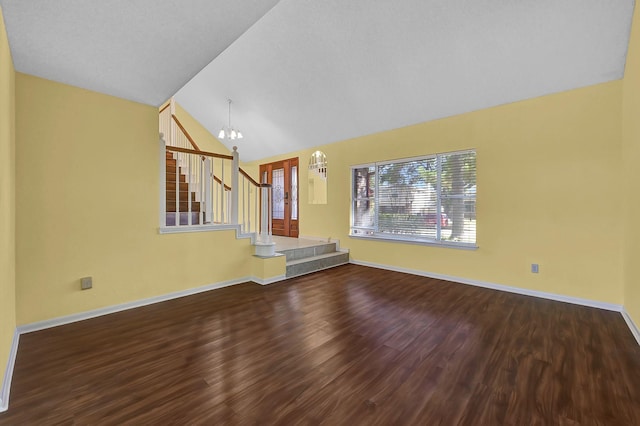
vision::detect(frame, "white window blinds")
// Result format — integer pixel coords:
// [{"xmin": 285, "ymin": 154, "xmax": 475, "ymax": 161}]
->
[{"xmin": 351, "ymin": 150, "xmax": 476, "ymax": 246}]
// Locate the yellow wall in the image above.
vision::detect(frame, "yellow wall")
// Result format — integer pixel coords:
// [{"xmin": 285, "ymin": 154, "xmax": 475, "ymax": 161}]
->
[
  {"xmin": 623, "ymin": 4, "xmax": 640, "ymax": 327},
  {"xmin": 308, "ymin": 171, "xmax": 327, "ymax": 205},
  {"xmin": 252, "ymin": 255, "xmax": 286, "ymax": 281},
  {"xmin": 248, "ymin": 81, "xmax": 624, "ymax": 305},
  {"xmin": 15, "ymin": 74, "xmax": 256, "ymax": 325},
  {"xmin": 0, "ymin": 5, "xmax": 16, "ymax": 394}
]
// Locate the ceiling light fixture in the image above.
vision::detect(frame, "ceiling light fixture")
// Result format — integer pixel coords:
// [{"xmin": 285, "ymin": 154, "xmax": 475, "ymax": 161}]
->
[{"xmin": 218, "ymin": 98, "xmax": 243, "ymax": 140}]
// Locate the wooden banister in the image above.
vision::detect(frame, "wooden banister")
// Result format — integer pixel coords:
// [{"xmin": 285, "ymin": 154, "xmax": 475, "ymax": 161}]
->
[
  {"xmin": 240, "ymin": 168, "xmax": 259, "ymax": 187},
  {"xmin": 166, "ymin": 146, "xmax": 233, "ymax": 160},
  {"xmin": 171, "ymin": 114, "xmax": 201, "ymax": 151},
  {"xmin": 159, "ymin": 103, "xmax": 171, "ymax": 114}
]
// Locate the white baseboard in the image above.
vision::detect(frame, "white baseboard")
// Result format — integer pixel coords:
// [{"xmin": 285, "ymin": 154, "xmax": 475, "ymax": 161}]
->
[
  {"xmin": 349, "ymin": 259, "xmax": 622, "ymax": 312},
  {"xmin": 251, "ymin": 274, "xmax": 287, "ymax": 285},
  {"xmin": 622, "ymin": 309, "xmax": 640, "ymax": 346},
  {"xmin": 0, "ymin": 329, "xmax": 19, "ymax": 413},
  {"xmin": 18, "ymin": 276, "xmax": 254, "ymax": 334}
]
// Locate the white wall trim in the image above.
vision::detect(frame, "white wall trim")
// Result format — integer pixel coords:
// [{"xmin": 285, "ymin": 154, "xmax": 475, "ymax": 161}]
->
[
  {"xmin": 18, "ymin": 276, "xmax": 255, "ymax": 334},
  {"xmin": 158, "ymin": 225, "xmax": 256, "ymax": 245},
  {"xmin": 622, "ymin": 309, "xmax": 640, "ymax": 346},
  {"xmin": 0, "ymin": 329, "xmax": 19, "ymax": 413},
  {"xmin": 349, "ymin": 259, "xmax": 622, "ymax": 312},
  {"xmin": 251, "ymin": 274, "xmax": 287, "ymax": 285}
]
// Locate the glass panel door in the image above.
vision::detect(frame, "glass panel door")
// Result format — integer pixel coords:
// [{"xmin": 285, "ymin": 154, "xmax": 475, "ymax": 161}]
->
[
  {"xmin": 272, "ymin": 168, "xmax": 285, "ymax": 220},
  {"xmin": 259, "ymin": 158, "xmax": 299, "ymax": 237},
  {"xmin": 291, "ymin": 166, "xmax": 298, "ymax": 220}
]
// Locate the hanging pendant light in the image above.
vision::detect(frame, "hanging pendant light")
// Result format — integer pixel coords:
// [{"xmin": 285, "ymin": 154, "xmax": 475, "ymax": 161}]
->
[{"xmin": 218, "ymin": 99, "xmax": 243, "ymax": 140}]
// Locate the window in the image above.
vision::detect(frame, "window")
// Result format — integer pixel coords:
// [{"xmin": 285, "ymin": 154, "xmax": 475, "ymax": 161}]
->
[{"xmin": 351, "ymin": 150, "xmax": 476, "ymax": 247}]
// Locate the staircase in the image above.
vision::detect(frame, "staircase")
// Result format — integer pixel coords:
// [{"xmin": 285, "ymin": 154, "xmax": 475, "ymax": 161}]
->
[
  {"xmin": 275, "ymin": 239, "xmax": 349, "ymax": 278},
  {"xmin": 160, "ymin": 99, "xmax": 262, "ymax": 234},
  {"xmin": 165, "ymin": 151, "xmax": 202, "ymax": 226}
]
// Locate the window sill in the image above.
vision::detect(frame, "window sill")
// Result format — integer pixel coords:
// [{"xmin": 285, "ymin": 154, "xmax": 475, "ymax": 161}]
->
[{"xmin": 348, "ymin": 233, "xmax": 478, "ymax": 250}]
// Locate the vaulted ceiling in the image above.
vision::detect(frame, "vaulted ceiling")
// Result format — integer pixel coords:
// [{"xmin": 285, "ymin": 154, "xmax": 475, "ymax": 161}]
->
[
  {"xmin": 0, "ymin": 0, "xmax": 281, "ymax": 106},
  {"xmin": 1, "ymin": 0, "xmax": 636, "ymax": 161}
]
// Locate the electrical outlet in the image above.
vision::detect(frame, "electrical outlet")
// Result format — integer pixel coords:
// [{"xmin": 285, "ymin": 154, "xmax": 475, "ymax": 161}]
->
[
  {"xmin": 81, "ymin": 276, "xmax": 93, "ymax": 290},
  {"xmin": 531, "ymin": 264, "xmax": 539, "ymax": 274}
]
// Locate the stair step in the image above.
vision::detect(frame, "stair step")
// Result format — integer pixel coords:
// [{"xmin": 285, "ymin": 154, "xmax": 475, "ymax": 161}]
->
[
  {"xmin": 166, "ymin": 172, "xmax": 186, "ymax": 183},
  {"xmin": 166, "ymin": 182, "xmax": 189, "ymax": 191},
  {"xmin": 278, "ymin": 243, "xmax": 337, "ymax": 262},
  {"xmin": 166, "ymin": 163, "xmax": 180, "ymax": 173},
  {"xmin": 286, "ymin": 251, "xmax": 349, "ymax": 278},
  {"xmin": 166, "ymin": 191, "xmax": 197, "ymax": 202}
]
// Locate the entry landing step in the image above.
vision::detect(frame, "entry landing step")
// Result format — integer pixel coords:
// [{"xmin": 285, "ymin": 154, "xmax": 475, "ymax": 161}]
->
[{"xmin": 272, "ymin": 237, "xmax": 349, "ymax": 278}]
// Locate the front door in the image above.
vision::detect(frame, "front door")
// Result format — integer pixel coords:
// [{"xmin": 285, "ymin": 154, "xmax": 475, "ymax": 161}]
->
[{"xmin": 260, "ymin": 158, "xmax": 299, "ymax": 237}]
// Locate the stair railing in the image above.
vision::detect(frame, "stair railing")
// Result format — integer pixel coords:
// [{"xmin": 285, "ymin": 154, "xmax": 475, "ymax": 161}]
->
[
  {"xmin": 164, "ymin": 145, "xmax": 232, "ymax": 226},
  {"xmin": 240, "ymin": 168, "xmax": 261, "ymax": 236},
  {"xmin": 159, "ymin": 101, "xmax": 263, "ymax": 234}
]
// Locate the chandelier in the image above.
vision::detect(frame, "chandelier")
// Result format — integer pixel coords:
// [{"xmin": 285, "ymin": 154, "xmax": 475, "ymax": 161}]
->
[{"xmin": 218, "ymin": 99, "xmax": 243, "ymax": 140}]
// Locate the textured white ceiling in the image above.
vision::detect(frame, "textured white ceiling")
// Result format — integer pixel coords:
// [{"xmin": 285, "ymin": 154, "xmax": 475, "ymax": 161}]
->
[
  {"xmin": 0, "ymin": 0, "xmax": 280, "ymax": 106},
  {"xmin": 0, "ymin": 0, "xmax": 635, "ymax": 161},
  {"xmin": 176, "ymin": 0, "xmax": 635, "ymax": 162}
]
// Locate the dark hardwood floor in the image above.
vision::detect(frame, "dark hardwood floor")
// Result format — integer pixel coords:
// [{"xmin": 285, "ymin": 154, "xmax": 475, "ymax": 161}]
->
[{"xmin": 1, "ymin": 264, "xmax": 639, "ymax": 425}]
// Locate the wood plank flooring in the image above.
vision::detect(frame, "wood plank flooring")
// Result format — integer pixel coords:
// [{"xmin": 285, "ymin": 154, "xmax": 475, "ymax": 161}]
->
[{"xmin": 1, "ymin": 264, "xmax": 639, "ymax": 425}]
